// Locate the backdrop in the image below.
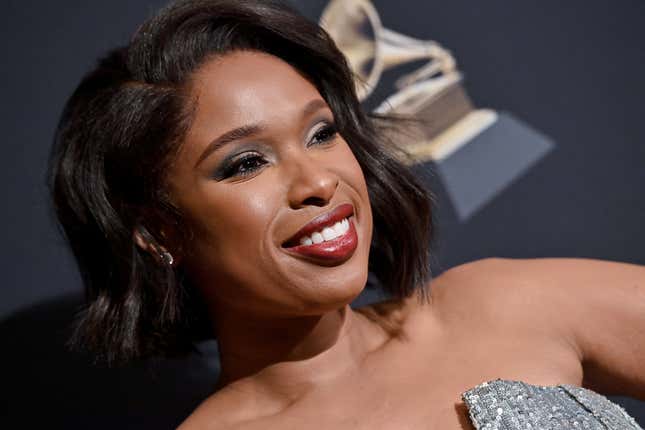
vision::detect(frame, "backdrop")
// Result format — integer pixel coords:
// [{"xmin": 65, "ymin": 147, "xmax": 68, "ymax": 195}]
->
[{"xmin": 1, "ymin": 0, "xmax": 643, "ymax": 428}]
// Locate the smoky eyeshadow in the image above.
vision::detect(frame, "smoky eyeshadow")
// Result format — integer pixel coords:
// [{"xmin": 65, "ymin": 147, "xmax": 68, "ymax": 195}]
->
[
  {"xmin": 208, "ymin": 117, "xmax": 336, "ymax": 180},
  {"xmin": 210, "ymin": 143, "xmax": 267, "ymax": 180}
]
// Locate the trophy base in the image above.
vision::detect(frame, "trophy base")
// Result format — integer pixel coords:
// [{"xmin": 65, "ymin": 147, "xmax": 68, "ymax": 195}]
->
[
  {"xmin": 376, "ymin": 74, "xmax": 474, "ymax": 141},
  {"xmin": 416, "ymin": 111, "xmax": 555, "ymax": 221},
  {"xmin": 403, "ymin": 109, "xmax": 498, "ymax": 163}
]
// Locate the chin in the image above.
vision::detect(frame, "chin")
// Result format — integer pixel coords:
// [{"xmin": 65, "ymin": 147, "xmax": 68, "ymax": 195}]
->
[{"xmin": 296, "ymin": 264, "xmax": 369, "ymax": 315}]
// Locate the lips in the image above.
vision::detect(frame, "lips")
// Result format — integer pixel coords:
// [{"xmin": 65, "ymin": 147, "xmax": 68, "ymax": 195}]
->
[
  {"xmin": 282, "ymin": 203, "xmax": 354, "ymax": 248},
  {"xmin": 281, "ymin": 203, "xmax": 358, "ymax": 264}
]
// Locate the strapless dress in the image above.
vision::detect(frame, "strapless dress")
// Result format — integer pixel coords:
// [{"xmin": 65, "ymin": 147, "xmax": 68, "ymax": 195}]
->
[{"xmin": 462, "ymin": 379, "xmax": 643, "ymax": 430}]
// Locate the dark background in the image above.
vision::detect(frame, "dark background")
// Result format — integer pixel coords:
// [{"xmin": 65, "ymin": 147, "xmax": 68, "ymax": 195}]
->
[{"xmin": 1, "ymin": 0, "xmax": 643, "ymax": 428}]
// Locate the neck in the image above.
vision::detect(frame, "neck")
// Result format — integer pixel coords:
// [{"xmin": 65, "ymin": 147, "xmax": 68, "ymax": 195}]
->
[{"xmin": 213, "ymin": 304, "xmax": 385, "ymax": 397}]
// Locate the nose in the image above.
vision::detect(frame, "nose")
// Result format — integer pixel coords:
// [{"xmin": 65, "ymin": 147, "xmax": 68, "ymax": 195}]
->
[{"xmin": 286, "ymin": 153, "xmax": 339, "ymax": 209}]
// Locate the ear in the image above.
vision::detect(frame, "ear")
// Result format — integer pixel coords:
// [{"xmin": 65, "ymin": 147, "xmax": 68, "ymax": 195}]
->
[{"xmin": 133, "ymin": 227, "xmax": 154, "ymax": 252}]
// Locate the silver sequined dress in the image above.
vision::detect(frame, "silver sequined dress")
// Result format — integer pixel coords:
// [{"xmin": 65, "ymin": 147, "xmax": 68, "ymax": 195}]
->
[{"xmin": 462, "ymin": 379, "xmax": 643, "ymax": 430}]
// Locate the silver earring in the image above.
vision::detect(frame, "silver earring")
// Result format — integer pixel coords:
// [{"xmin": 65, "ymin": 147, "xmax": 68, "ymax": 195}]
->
[{"xmin": 161, "ymin": 251, "xmax": 174, "ymax": 266}]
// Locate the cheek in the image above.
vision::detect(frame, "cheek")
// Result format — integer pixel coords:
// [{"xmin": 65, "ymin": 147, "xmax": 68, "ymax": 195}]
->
[
  {"xmin": 338, "ymin": 140, "xmax": 368, "ymax": 188},
  {"xmin": 338, "ymin": 142, "xmax": 372, "ymax": 223},
  {"xmin": 182, "ymin": 181, "xmax": 279, "ymax": 274}
]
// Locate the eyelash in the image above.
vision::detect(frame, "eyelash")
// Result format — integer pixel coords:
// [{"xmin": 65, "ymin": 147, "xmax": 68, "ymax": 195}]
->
[
  {"xmin": 219, "ymin": 122, "xmax": 339, "ymax": 179},
  {"xmin": 308, "ymin": 122, "xmax": 338, "ymax": 148}
]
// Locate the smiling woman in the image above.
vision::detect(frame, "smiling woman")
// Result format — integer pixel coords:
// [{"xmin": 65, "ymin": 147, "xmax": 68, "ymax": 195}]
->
[
  {"xmin": 48, "ymin": 0, "xmax": 431, "ymax": 388},
  {"xmin": 46, "ymin": 0, "xmax": 645, "ymax": 429},
  {"xmin": 164, "ymin": 49, "xmax": 381, "ymax": 337}
]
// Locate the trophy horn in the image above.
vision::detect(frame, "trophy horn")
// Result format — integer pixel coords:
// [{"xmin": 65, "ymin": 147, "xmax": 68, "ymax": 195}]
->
[
  {"xmin": 319, "ymin": 0, "xmax": 457, "ymax": 101},
  {"xmin": 320, "ymin": 0, "xmax": 554, "ymax": 223}
]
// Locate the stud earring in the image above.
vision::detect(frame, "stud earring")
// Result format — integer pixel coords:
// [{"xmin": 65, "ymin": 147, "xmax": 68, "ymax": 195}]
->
[
  {"xmin": 136, "ymin": 226, "xmax": 175, "ymax": 267},
  {"xmin": 161, "ymin": 251, "xmax": 174, "ymax": 266}
]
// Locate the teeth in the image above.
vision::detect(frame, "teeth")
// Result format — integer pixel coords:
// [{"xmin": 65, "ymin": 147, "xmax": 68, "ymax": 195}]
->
[
  {"xmin": 300, "ymin": 237, "xmax": 313, "ymax": 246},
  {"xmin": 297, "ymin": 217, "xmax": 350, "ymax": 246},
  {"xmin": 322, "ymin": 227, "xmax": 336, "ymax": 241}
]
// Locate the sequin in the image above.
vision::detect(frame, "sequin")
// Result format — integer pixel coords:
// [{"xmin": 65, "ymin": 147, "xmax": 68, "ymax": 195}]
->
[{"xmin": 462, "ymin": 379, "xmax": 643, "ymax": 430}]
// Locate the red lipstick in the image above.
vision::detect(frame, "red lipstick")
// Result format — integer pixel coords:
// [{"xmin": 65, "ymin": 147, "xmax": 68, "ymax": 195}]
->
[
  {"xmin": 283, "ymin": 203, "xmax": 354, "ymax": 247},
  {"xmin": 282, "ymin": 203, "xmax": 358, "ymax": 264}
]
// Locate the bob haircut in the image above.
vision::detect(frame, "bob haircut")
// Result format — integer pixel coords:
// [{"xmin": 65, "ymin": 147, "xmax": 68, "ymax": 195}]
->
[{"xmin": 48, "ymin": 0, "xmax": 434, "ymax": 364}]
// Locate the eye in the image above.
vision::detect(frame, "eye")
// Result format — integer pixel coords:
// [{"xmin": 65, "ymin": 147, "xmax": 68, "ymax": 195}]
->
[
  {"xmin": 218, "ymin": 153, "xmax": 268, "ymax": 179},
  {"xmin": 308, "ymin": 121, "xmax": 338, "ymax": 147}
]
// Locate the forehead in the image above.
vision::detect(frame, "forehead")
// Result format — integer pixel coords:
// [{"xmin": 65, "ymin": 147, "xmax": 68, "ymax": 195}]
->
[{"xmin": 187, "ymin": 50, "xmax": 322, "ymax": 129}]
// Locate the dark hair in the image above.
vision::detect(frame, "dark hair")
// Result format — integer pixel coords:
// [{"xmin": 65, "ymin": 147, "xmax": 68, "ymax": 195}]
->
[{"xmin": 48, "ymin": 0, "xmax": 434, "ymax": 364}]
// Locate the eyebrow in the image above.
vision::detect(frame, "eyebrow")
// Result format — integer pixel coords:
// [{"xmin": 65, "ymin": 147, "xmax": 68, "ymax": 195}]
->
[{"xmin": 194, "ymin": 98, "xmax": 329, "ymax": 167}]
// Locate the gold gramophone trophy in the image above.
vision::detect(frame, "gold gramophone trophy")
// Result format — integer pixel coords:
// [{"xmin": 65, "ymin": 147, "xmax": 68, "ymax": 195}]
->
[
  {"xmin": 320, "ymin": 0, "xmax": 554, "ymax": 221},
  {"xmin": 319, "ymin": 0, "xmax": 498, "ymax": 163}
]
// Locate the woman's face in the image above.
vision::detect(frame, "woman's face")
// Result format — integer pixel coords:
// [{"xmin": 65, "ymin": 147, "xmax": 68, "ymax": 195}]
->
[{"xmin": 166, "ymin": 50, "xmax": 373, "ymax": 319}]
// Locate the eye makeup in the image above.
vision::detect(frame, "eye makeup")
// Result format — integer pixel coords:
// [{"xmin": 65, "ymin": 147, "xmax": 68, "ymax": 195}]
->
[
  {"xmin": 210, "ymin": 147, "xmax": 269, "ymax": 181},
  {"xmin": 307, "ymin": 120, "xmax": 338, "ymax": 147},
  {"xmin": 210, "ymin": 119, "xmax": 339, "ymax": 181}
]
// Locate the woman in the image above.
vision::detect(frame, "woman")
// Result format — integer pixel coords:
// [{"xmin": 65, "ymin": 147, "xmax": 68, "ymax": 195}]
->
[{"xmin": 48, "ymin": 0, "xmax": 645, "ymax": 428}]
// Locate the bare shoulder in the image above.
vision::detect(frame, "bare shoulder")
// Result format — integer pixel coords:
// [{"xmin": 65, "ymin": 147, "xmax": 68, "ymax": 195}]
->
[
  {"xmin": 428, "ymin": 257, "xmax": 533, "ymax": 310},
  {"xmin": 429, "ymin": 256, "xmax": 642, "ymax": 305},
  {"xmin": 177, "ymin": 389, "xmax": 235, "ymax": 430},
  {"xmin": 432, "ymin": 256, "xmax": 644, "ymax": 298},
  {"xmin": 429, "ymin": 256, "xmax": 645, "ymax": 340},
  {"xmin": 177, "ymin": 381, "xmax": 260, "ymax": 430},
  {"xmin": 356, "ymin": 258, "xmax": 535, "ymax": 337}
]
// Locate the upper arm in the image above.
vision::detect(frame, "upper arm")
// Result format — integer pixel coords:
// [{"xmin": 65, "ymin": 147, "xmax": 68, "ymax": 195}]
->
[
  {"xmin": 433, "ymin": 257, "xmax": 645, "ymax": 399},
  {"xmin": 503, "ymin": 258, "xmax": 645, "ymax": 399}
]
